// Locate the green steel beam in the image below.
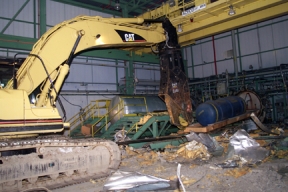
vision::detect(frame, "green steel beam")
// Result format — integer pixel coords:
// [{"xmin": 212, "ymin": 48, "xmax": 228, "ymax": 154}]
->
[
  {"xmin": 52, "ymin": 0, "xmax": 122, "ymax": 17},
  {"xmin": 39, "ymin": 0, "xmax": 46, "ymax": 36},
  {"xmin": 0, "ymin": 34, "xmax": 159, "ymax": 63},
  {"xmin": 1, "ymin": 0, "xmax": 30, "ymax": 34},
  {"xmin": 0, "ymin": 34, "xmax": 35, "ymax": 50},
  {"xmin": 125, "ymin": 52, "xmax": 135, "ymax": 94},
  {"xmin": 124, "ymin": 0, "xmax": 155, "ymax": 15},
  {"xmin": 90, "ymin": 0, "xmax": 151, "ymax": 16}
]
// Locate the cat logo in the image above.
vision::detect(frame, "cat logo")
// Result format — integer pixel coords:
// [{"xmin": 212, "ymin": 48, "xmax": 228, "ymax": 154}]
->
[
  {"xmin": 124, "ymin": 34, "xmax": 135, "ymax": 41},
  {"xmin": 115, "ymin": 30, "xmax": 146, "ymax": 42}
]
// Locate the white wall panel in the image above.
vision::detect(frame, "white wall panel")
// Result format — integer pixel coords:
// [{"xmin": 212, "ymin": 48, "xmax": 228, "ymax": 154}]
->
[
  {"xmin": 0, "ymin": 0, "xmax": 23, "ymax": 18},
  {"xmin": 67, "ymin": 64, "xmax": 92, "ymax": 82},
  {"xmin": 239, "ymin": 30, "xmax": 259, "ymax": 55},
  {"xmin": 193, "ymin": 65, "xmax": 203, "ymax": 78},
  {"xmin": 92, "ymin": 65, "xmax": 116, "ymax": 83},
  {"xmin": 276, "ymin": 48, "xmax": 288, "ymax": 65},
  {"xmin": 215, "ymin": 36, "xmax": 232, "ymax": 60},
  {"xmin": 241, "ymin": 55, "xmax": 259, "ymax": 70},
  {"xmin": 5, "ymin": 21, "xmax": 34, "ymax": 37},
  {"xmin": 260, "ymin": 51, "xmax": 277, "ymax": 68},
  {"xmin": 16, "ymin": 0, "xmax": 34, "ymax": 22},
  {"xmin": 258, "ymin": 26, "xmax": 273, "ymax": 51},
  {"xmin": 193, "ymin": 44, "xmax": 202, "ymax": 65},
  {"xmin": 202, "ymin": 63, "xmax": 214, "ymax": 77},
  {"xmin": 272, "ymin": 21, "xmax": 288, "ymax": 49},
  {"xmin": 64, "ymin": 4, "xmax": 90, "ymax": 20},
  {"xmin": 217, "ymin": 60, "xmax": 234, "ymax": 74},
  {"xmin": 201, "ymin": 42, "xmax": 213, "ymax": 63},
  {"xmin": 47, "ymin": 0, "xmax": 65, "ymax": 26},
  {"xmin": 46, "ymin": 0, "xmax": 113, "ymax": 26}
]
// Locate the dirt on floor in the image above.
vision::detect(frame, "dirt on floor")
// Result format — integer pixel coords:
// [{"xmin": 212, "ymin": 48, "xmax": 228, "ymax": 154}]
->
[{"xmin": 53, "ymin": 134, "xmax": 288, "ymax": 192}]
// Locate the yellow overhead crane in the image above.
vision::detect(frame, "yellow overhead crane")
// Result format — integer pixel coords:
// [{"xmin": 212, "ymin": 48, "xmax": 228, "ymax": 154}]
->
[{"xmin": 139, "ymin": 0, "xmax": 288, "ymax": 46}]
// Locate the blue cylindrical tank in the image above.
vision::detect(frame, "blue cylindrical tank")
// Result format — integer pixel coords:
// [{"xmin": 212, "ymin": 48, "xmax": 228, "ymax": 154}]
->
[{"xmin": 195, "ymin": 96, "xmax": 246, "ymax": 126}]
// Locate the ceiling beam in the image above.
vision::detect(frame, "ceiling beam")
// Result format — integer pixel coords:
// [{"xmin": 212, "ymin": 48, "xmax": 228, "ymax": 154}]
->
[
  {"xmin": 177, "ymin": 1, "xmax": 288, "ymax": 46},
  {"xmin": 90, "ymin": 0, "xmax": 153, "ymax": 16}
]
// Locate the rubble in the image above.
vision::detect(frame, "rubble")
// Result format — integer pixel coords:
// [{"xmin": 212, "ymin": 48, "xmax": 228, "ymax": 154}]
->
[{"xmin": 105, "ymin": 123, "xmax": 288, "ymax": 192}]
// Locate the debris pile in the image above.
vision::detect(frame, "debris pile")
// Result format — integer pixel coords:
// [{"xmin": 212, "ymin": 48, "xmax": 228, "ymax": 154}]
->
[{"xmin": 174, "ymin": 140, "xmax": 211, "ymax": 160}]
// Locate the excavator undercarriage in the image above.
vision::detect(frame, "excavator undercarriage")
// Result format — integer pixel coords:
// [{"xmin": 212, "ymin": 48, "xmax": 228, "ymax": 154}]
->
[{"xmin": 0, "ymin": 136, "xmax": 121, "ymax": 191}]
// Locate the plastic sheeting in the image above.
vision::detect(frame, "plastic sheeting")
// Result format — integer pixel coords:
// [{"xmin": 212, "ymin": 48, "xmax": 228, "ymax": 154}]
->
[{"xmin": 103, "ymin": 171, "xmax": 174, "ymax": 191}]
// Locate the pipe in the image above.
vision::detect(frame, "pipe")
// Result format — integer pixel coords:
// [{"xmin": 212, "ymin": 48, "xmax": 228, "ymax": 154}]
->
[
  {"xmin": 212, "ymin": 35, "xmax": 217, "ymax": 75},
  {"xmin": 231, "ymin": 30, "xmax": 238, "ymax": 78},
  {"xmin": 189, "ymin": 67, "xmax": 288, "ymax": 85},
  {"xmin": 71, "ymin": 61, "xmax": 160, "ymax": 71}
]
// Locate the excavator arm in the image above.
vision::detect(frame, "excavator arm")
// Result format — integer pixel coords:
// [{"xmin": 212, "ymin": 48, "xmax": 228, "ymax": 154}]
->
[
  {"xmin": 1, "ymin": 15, "xmax": 192, "ymax": 136},
  {"xmin": 5, "ymin": 16, "xmax": 165, "ymax": 106}
]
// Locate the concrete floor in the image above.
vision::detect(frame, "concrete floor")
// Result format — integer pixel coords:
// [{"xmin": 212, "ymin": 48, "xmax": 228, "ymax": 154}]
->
[{"xmin": 53, "ymin": 147, "xmax": 288, "ymax": 192}]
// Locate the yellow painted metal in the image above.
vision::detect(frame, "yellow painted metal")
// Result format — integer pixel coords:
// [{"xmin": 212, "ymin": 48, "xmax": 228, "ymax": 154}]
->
[
  {"xmin": 4, "ymin": 16, "xmax": 165, "ymax": 96},
  {"xmin": 138, "ymin": 0, "xmax": 195, "ymax": 20},
  {"xmin": 0, "ymin": 128, "xmax": 64, "ymax": 136},
  {"xmin": 175, "ymin": 0, "xmax": 288, "ymax": 46},
  {"xmin": 0, "ymin": 134, "xmax": 39, "ymax": 139},
  {"xmin": 139, "ymin": 0, "xmax": 288, "ymax": 46},
  {"xmin": 50, "ymin": 64, "xmax": 70, "ymax": 106},
  {"xmin": 36, "ymin": 70, "xmax": 58, "ymax": 107},
  {"xmin": 0, "ymin": 89, "xmax": 62, "ymax": 122}
]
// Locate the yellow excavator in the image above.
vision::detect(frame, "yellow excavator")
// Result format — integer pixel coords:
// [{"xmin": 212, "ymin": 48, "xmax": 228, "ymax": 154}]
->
[{"xmin": 0, "ymin": 15, "xmax": 193, "ymax": 191}]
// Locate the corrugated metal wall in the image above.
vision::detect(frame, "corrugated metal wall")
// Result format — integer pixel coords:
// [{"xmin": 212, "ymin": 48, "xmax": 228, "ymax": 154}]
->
[{"xmin": 183, "ymin": 15, "xmax": 288, "ymax": 78}]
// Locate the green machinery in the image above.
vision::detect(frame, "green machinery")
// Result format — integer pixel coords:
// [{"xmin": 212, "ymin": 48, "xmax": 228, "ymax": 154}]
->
[{"xmin": 69, "ymin": 96, "xmax": 185, "ymax": 149}]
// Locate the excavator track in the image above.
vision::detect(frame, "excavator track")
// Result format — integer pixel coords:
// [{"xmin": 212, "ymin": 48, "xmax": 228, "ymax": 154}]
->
[{"xmin": 0, "ymin": 136, "xmax": 121, "ymax": 192}]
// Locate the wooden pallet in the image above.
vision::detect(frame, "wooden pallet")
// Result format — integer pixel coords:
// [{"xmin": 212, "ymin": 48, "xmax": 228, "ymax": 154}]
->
[{"xmin": 183, "ymin": 110, "xmax": 258, "ymax": 133}]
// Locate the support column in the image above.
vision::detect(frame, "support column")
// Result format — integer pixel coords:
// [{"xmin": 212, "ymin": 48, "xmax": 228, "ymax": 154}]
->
[
  {"xmin": 152, "ymin": 122, "xmax": 158, "ymax": 138},
  {"xmin": 125, "ymin": 51, "xmax": 135, "ymax": 95},
  {"xmin": 39, "ymin": 0, "xmax": 47, "ymax": 36}
]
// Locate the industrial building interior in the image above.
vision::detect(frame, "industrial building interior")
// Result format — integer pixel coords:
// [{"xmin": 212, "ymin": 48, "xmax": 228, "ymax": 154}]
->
[{"xmin": 0, "ymin": 0, "xmax": 288, "ymax": 191}]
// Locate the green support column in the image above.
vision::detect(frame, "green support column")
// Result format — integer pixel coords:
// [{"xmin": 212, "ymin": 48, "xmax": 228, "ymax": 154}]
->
[
  {"xmin": 272, "ymin": 96, "xmax": 276, "ymax": 122},
  {"xmin": 39, "ymin": 0, "xmax": 47, "ymax": 36},
  {"xmin": 125, "ymin": 51, "xmax": 135, "ymax": 95},
  {"xmin": 122, "ymin": 5, "xmax": 128, "ymax": 18},
  {"xmin": 182, "ymin": 48, "xmax": 188, "ymax": 77},
  {"xmin": 236, "ymin": 29, "xmax": 243, "ymax": 72},
  {"xmin": 190, "ymin": 45, "xmax": 195, "ymax": 78},
  {"xmin": 152, "ymin": 122, "xmax": 158, "ymax": 137}
]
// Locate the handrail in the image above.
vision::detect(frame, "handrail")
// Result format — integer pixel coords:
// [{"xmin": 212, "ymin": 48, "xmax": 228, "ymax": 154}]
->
[
  {"xmin": 68, "ymin": 99, "xmax": 110, "ymax": 135},
  {"xmin": 91, "ymin": 100, "xmax": 125, "ymax": 137},
  {"xmin": 69, "ymin": 96, "xmax": 151, "ymax": 137},
  {"xmin": 91, "ymin": 96, "xmax": 149, "ymax": 137}
]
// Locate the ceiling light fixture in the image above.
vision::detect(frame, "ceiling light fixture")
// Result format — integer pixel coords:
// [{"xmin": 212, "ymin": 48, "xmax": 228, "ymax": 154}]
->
[
  {"xmin": 115, "ymin": 0, "xmax": 121, "ymax": 11},
  {"xmin": 228, "ymin": 5, "xmax": 236, "ymax": 16}
]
